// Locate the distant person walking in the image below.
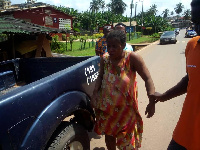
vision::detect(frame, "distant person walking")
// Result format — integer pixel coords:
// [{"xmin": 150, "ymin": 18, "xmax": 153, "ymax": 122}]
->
[
  {"xmin": 95, "ymin": 27, "xmax": 111, "ymax": 57},
  {"xmin": 115, "ymin": 22, "xmax": 134, "ymax": 51}
]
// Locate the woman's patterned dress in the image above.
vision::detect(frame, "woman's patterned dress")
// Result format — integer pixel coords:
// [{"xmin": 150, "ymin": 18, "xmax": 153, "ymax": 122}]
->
[{"xmin": 94, "ymin": 51, "xmax": 143, "ymax": 149}]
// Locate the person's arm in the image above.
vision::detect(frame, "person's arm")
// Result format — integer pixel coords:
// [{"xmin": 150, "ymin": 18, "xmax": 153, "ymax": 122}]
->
[
  {"xmin": 95, "ymin": 41, "xmax": 100, "ymax": 56},
  {"xmin": 90, "ymin": 57, "xmax": 104, "ymax": 108},
  {"xmin": 155, "ymin": 74, "xmax": 188, "ymax": 102},
  {"xmin": 130, "ymin": 52, "xmax": 155, "ymax": 98},
  {"xmin": 130, "ymin": 52, "xmax": 156, "ymax": 118}
]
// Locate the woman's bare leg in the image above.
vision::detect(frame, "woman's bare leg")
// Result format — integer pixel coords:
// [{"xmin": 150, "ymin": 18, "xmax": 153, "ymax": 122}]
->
[{"xmin": 105, "ymin": 135, "xmax": 116, "ymax": 150}]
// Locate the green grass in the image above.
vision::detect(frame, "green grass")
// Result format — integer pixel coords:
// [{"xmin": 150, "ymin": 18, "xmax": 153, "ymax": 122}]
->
[
  {"xmin": 128, "ymin": 35, "xmax": 159, "ymax": 44},
  {"xmin": 52, "ymin": 41, "xmax": 96, "ymax": 56},
  {"xmin": 52, "ymin": 36, "xmax": 159, "ymax": 57},
  {"xmin": 63, "ymin": 47, "xmax": 95, "ymax": 56},
  {"xmin": 66, "ymin": 41, "xmax": 96, "ymax": 51}
]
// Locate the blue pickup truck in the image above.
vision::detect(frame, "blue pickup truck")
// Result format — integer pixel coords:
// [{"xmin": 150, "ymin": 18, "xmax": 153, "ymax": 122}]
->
[{"xmin": 0, "ymin": 56, "xmax": 100, "ymax": 150}]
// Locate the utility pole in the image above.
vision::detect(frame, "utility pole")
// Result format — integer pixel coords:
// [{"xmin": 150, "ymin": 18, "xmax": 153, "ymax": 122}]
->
[
  {"xmin": 135, "ymin": 2, "xmax": 137, "ymax": 21},
  {"xmin": 140, "ymin": 0, "xmax": 144, "ymax": 35},
  {"xmin": 134, "ymin": 2, "xmax": 137, "ymax": 35},
  {"xmin": 129, "ymin": 0, "xmax": 134, "ymax": 41},
  {"xmin": 142, "ymin": 0, "xmax": 143, "ymax": 27}
]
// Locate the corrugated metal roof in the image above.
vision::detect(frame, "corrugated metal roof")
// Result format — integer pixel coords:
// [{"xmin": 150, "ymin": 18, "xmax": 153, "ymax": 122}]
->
[{"xmin": 0, "ymin": 16, "xmax": 68, "ymax": 34}]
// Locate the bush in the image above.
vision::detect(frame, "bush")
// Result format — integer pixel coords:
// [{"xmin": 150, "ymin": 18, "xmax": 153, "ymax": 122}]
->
[
  {"xmin": 51, "ymin": 35, "xmax": 67, "ymax": 53},
  {"xmin": 93, "ymin": 33, "xmax": 104, "ymax": 39},
  {"xmin": 62, "ymin": 34, "xmax": 66, "ymax": 41},
  {"xmin": 68, "ymin": 35, "xmax": 77, "ymax": 51},
  {"xmin": 59, "ymin": 42, "xmax": 67, "ymax": 53},
  {"xmin": 151, "ymin": 33, "xmax": 161, "ymax": 38},
  {"xmin": 0, "ymin": 34, "xmax": 8, "ymax": 42},
  {"xmin": 79, "ymin": 36, "xmax": 87, "ymax": 50},
  {"xmin": 165, "ymin": 26, "xmax": 174, "ymax": 31},
  {"xmin": 90, "ymin": 35, "xmax": 96, "ymax": 47},
  {"xmin": 51, "ymin": 35, "xmax": 60, "ymax": 50}
]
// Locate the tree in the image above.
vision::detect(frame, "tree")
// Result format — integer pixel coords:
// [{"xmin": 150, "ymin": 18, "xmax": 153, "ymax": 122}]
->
[
  {"xmin": 90, "ymin": 0, "xmax": 99, "ymax": 13},
  {"xmin": 147, "ymin": 4, "xmax": 158, "ymax": 16},
  {"xmin": 136, "ymin": 4, "xmax": 171, "ymax": 34},
  {"xmin": 98, "ymin": 0, "xmax": 106, "ymax": 11},
  {"xmin": 107, "ymin": 0, "xmax": 127, "ymax": 15},
  {"xmin": 54, "ymin": 6, "xmax": 78, "ymax": 16},
  {"xmin": 170, "ymin": 11, "xmax": 174, "ymax": 16},
  {"xmin": 174, "ymin": 3, "xmax": 184, "ymax": 16},
  {"xmin": 162, "ymin": 9, "xmax": 169, "ymax": 18},
  {"xmin": 183, "ymin": 9, "xmax": 191, "ymax": 20},
  {"xmin": 90, "ymin": 0, "xmax": 105, "ymax": 13}
]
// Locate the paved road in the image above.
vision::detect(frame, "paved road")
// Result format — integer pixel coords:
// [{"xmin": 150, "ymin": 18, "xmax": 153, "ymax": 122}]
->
[{"xmin": 89, "ymin": 29, "xmax": 191, "ymax": 150}]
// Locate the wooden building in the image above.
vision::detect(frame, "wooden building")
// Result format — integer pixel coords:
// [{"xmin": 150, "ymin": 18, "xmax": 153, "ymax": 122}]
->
[
  {"xmin": 12, "ymin": 6, "xmax": 73, "ymax": 31},
  {"xmin": 1, "ymin": 6, "xmax": 73, "ymax": 40},
  {"xmin": 0, "ymin": 16, "xmax": 68, "ymax": 61}
]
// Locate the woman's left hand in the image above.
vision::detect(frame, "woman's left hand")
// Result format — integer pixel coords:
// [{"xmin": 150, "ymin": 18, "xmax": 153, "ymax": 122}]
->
[
  {"xmin": 145, "ymin": 95, "xmax": 158, "ymax": 118},
  {"xmin": 145, "ymin": 101, "xmax": 156, "ymax": 118}
]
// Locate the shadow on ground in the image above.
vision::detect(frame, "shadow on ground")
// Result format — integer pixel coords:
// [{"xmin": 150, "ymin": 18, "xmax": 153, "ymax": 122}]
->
[
  {"xmin": 89, "ymin": 131, "xmax": 107, "ymax": 150},
  {"xmin": 89, "ymin": 131, "xmax": 102, "ymax": 140},
  {"xmin": 93, "ymin": 148, "xmax": 105, "ymax": 150}
]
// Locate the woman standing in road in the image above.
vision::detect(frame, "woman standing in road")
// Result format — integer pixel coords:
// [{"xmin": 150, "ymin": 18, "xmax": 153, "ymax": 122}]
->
[{"xmin": 91, "ymin": 30, "xmax": 156, "ymax": 150}]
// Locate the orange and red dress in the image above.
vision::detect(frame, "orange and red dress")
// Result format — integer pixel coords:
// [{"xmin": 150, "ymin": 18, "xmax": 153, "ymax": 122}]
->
[
  {"xmin": 94, "ymin": 51, "xmax": 143, "ymax": 149},
  {"xmin": 95, "ymin": 36, "xmax": 107, "ymax": 57}
]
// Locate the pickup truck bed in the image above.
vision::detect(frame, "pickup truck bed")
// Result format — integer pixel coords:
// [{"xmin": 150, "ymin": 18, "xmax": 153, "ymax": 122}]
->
[
  {"xmin": 0, "ymin": 83, "xmax": 24, "ymax": 96},
  {"xmin": 0, "ymin": 56, "xmax": 100, "ymax": 150},
  {"xmin": 0, "ymin": 57, "xmax": 95, "ymax": 93}
]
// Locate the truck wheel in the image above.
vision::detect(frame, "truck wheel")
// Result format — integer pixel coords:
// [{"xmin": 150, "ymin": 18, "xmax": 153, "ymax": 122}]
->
[{"xmin": 46, "ymin": 122, "xmax": 90, "ymax": 150}]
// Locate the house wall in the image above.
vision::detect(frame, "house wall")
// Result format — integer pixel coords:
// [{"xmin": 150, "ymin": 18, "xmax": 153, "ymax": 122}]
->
[{"xmin": 13, "ymin": 6, "xmax": 73, "ymax": 30}]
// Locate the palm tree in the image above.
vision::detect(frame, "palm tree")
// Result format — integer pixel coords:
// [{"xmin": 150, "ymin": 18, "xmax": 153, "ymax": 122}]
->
[
  {"xmin": 174, "ymin": 2, "xmax": 184, "ymax": 19},
  {"xmin": 183, "ymin": 9, "xmax": 191, "ymax": 20},
  {"xmin": 90, "ymin": 0, "xmax": 105, "ymax": 13},
  {"xmin": 162, "ymin": 9, "xmax": 169, "ymax": 18},
  {"xmin": 147, "ymin": 4, "xmax": 158, "ymax": 16},
  {"xmin": 90, "ymin": 0, "xmax": 99, "ymax": 13},
  {"xmin": 98, "ymin": 0, "xmax": 105, "ymax": 10},
  {"xmin": 107, "ymin": 0, "xmax": 127, "ymax": 15}
]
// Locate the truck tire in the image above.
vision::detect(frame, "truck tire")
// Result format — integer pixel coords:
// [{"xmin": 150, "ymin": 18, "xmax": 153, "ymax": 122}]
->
[{"xmin": 46, "ymin": 122, "xmax": 90, "ymax": 150}]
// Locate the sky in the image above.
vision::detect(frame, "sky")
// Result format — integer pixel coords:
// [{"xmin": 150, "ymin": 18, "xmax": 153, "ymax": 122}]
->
[{"xmin": 11, "ymin": 0, "xmax": 192, "ymax": 16}]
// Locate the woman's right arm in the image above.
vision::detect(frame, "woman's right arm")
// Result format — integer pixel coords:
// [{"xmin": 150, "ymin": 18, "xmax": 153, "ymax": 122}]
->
[
  {"xmin": 93, "ymin": 58, "xmax": 104, "ymax": 92},
  {"xmin": 90, "ymin": 57, "xmax": 104, "ymax": 108}
]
